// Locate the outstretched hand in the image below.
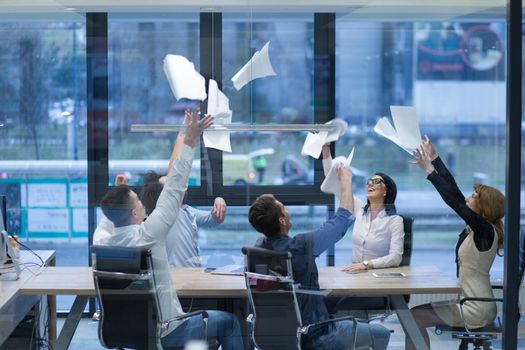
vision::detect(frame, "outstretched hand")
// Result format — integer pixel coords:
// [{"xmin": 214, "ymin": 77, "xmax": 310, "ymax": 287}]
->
[
  {"xmin": 184, "ymin": 110, "xmax": 214, "ymax": 148},
  {"xmin": 115, "ymin": 174, "xmax": 127, "ymax": 186},
  {"xmin": 411, "ymin": 145, "xmax": 435, "ymax": 175},
  {"xmin": 212, "ymin": 197, "xmax": 227, "ymax": 223},
  {"xmin": 421, "ymin": 135, "xmax": 438, "ymax": 161}
]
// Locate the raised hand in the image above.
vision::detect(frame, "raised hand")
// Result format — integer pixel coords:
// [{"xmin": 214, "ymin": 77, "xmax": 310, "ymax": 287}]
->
[
  {"xmin": 412, "ymin": 145, "xmax": 435, "ymax": 175},
  {"xmin": 211, "ymin": 197, "xmax": 227, "ymax": 223},
  {"xmin": 115, "ymin": 174, "xmax": 127, "ymax": 186},
  {"xmin": 322, "ymin": 142, "xmax": 331, "ymax": 159},
  {"xmin": 184, "ymin": 111, "xmax": 214, "ymax": 148},
  {"xmin": 421, "ymin": 135, "xmax": 438, "ymax": 161},
  {"xmin": 337, "ymin": 166, "xmax": 355, "ymax": 213}
]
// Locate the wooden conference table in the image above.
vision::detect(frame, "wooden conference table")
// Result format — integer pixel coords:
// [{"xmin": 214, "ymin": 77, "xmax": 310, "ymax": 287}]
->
[
  {"xmin": 0, "ymin": 250, "xmax": 55, "ymax": 346},
  {"xmin": 20, "ymin": 264, "xmax": 459, "ymax": 350}
]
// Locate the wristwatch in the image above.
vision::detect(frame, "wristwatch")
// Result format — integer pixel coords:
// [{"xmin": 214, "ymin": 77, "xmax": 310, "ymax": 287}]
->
[{"xmin": 363, "ymin": 260, "xmax": 369, "ymax": 269}]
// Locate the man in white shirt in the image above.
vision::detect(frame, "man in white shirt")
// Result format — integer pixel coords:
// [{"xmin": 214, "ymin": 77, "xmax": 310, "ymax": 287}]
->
[
  {"xmin": 98, "ymin": 112, "xmax": 243, "ymax": 350},
  {"xmin": 141, "ymin": 171, "xmax": 227, "ymax": 267}
]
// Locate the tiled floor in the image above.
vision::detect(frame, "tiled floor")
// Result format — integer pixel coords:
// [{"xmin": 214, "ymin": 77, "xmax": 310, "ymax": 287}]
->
[{"xmin": 59, "ymin": 314, "xmax": 524, "ymax": 350}]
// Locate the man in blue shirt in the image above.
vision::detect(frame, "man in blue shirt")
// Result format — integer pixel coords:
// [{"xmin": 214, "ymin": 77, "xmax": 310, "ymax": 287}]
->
[{"xmin": 248, "ymin": 166, "xmax": 390, "ymax": 350}]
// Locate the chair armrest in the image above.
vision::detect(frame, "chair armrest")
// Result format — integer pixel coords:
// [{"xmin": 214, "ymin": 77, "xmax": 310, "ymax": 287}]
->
[
  {"xmin": 162, "ymin": 310, "xmax": 209, "ymax": 329},
  {"xmin": 459, "ymin": 297, "xmax": 503, "ymax": 306},
  {"xmin": 300, "ymin": 315, "xmax": 356, "ymax": 336},
  {"xmin": 458, "ymin": 297, "xmax": 503, "ymax": 334}
]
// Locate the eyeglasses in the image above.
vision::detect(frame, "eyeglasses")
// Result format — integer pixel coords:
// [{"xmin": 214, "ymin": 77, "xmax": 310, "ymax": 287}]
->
[{"xmin": 367, "ymin": 178, "xmax": 384, "ymax": 186}]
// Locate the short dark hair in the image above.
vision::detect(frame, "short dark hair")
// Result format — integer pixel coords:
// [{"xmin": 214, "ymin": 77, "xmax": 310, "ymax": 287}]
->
[
  {"xmin": 248, "ymin": 194, "xmax": 282, "ymax": 238},
  {"xmin": 100, "ymin": 186, "xmax": 135, "ymax": 227},
  {"xmin": 140, "ymin": 182, "xmax": 164, "ymax": 216},
  {"xmin": 143, "ymin": 171, "xmax": 164, "ymax": 185}
]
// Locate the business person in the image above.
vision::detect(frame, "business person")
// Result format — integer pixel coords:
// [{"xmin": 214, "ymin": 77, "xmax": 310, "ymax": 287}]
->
[{"xmin": 408, "ymin": 136, "xmax": 505, "ymax": 350}]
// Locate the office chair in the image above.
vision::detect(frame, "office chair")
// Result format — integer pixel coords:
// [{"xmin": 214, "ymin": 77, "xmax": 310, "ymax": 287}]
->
[
  {"xmin": 400, "ymin": 215, "xmax": 414, "ymax": 267},
  {"xmin": 92, "ymin": 244, "xmax": 211, "ymax": 350},
  {"xmin": 434, "ymin": 229, "xmax": 525, "ymax": 350},
  {"xmin": 241, "ymin": 246, "xmax": 357, "ymax": 350}
]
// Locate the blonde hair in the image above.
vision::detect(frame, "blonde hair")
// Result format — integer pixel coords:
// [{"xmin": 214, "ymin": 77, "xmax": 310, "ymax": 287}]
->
[{"xmin": 473, "ymin": 184, "xmax": 505, "ymax": 249}]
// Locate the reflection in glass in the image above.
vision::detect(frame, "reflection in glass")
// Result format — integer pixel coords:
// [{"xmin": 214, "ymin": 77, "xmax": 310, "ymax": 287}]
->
[{"xmin": 222, "ymin": 14, "xmax": 314, "ymax": 186}]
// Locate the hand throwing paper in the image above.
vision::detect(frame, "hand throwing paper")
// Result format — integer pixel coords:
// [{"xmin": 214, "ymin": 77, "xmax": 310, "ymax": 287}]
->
[
  {"xmin": 231, "ymin": 41, "xmax": 277, "ymax": 91},
  {"xmin": 301, "ymin": 118, "xmax": 348, "ymax": 158},
  {"xmin": 373, "ymin": 106, "xmax": 422, "ymax": 155},
  {"xmin": 163, "ymin": 54, "xmax": 207, "ymax": 101},
  {"xmin": 204, "ymin": 79, "xmax": 232, "ymax": 152},
  {"xmin": 320, "ymin": 147, "xmax": 355, "ymax": 197}
]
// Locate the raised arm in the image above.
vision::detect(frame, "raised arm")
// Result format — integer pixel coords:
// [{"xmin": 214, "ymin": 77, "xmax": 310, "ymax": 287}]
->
[
  {"xmin": 166, "ymin": 110, "xmax": 192, "ymax": 175},
  {"xmin": 143, "ymin": 113, "xmax": 214, "ymax": 241},
  {"xmin": 312, "ymin": 166, "xmax": 356, "ymax": 255},
  {"xmin": 321, "ymin": 143, "xmax": 333, "ymax": 176},
  {"xmin": 413, "ymin": 140, "xmax": 494, "ymax": 250},
  {"xmin": 190, "ymin": 197, "xmax": 227, "ymax": 227}
]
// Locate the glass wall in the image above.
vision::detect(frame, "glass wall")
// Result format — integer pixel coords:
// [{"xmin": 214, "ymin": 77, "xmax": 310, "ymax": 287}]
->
[
  {"xmin": 0, "ymin": 3, "xmax": 520, "ymax": 348},
  {"xmin": 222, "ymin": 14, "xmax": 314, "ymax": 186},
  {"xmin": 0, "ymin": 18, "xmax": 87, "ymax": 257},
  {"xmin": 334, "ymin": 19, "xmax": 506, "ymax": 283},
  {"xmin": 107, "ymin": 14, "xmax": 201, "ymax": 185}
]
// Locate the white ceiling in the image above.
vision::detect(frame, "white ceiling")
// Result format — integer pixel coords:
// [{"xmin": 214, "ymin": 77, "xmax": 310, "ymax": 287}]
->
[{"xmin": 0, "ymin": 0, "xmax": 509, "ymax": 21}]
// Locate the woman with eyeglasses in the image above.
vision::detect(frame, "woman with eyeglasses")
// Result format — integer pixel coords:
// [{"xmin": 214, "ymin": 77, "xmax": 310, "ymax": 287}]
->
[
  {"xmin": 408, "ymin": 136, "xmax": 505, "ymax": 350},
  {"xmin": 321, "ymin": 144, "xmax": 405, "ymax": 272}
]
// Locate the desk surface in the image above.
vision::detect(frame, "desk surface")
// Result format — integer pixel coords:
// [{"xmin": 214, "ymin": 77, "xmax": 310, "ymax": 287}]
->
[
  {"xmin": 0, "ymin": 250, "xmax": 55, "ymax": 308},
  {"xmin": 20, "ymin": 265, "xmax": 460, "ymax": 298}
]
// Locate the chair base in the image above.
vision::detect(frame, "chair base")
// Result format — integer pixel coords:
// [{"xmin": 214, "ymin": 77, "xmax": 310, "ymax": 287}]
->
[{"xmin": 455, "ymin": 337, "xmax": 493, "ymax": 350}]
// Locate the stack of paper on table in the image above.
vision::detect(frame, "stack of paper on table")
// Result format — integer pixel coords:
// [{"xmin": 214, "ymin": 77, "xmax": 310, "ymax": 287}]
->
[
  {"xmin": 301, "ymin": 118, "xmax": 348, "ymax": 159},
  {"xmin": 320, "ymin": 147, "xmax": 355, "ymax": 197},
  {"xmin": 374, "ymin": 106, "xmax": 422, "ymax": 155},
  {"xmin": 204, "ymin": 79, "xmax": 232, "ymax": 152},
  {"xmin": 231, "ymin": 41, "xmax": 277, "ymax": 91},
  {"xmin": 163, "ymin": 54, "xmax": 207, "ymax": 101}
]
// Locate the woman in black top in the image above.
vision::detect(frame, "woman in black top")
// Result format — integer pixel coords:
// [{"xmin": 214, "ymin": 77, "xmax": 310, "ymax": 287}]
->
[{"xmin": 407, "ymin": 136, "xmax": 505, "ymax": 350}]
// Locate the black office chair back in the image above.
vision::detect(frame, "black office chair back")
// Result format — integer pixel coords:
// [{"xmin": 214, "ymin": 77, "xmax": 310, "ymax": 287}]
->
[
  {"xmin": 400, "ymin": 216, "xmax": 414, "ymax": 266},
  {"xmin": 241, "ymin": 246, "xmax": 302, "ymax": 350},
  {"xmin": 92, "ymin": 244, "xmax": 159, "ymax": 350}
]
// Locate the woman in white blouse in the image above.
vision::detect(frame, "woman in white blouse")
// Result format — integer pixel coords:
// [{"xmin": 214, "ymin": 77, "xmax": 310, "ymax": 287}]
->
[{"xmin": 321, "ymin": 144, "xmax": 405, "ymax": 271}]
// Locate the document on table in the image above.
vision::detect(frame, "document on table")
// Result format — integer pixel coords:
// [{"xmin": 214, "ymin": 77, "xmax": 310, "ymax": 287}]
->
[
  {"xmin": 210, "ymin": 264, "xmax": 244, "ymax": 276},
  {"xmin": 301, "ymin": 118, "xmax": 348, "ymax": 159},
  {"xmin": 373, "ymin": 106, "xmax": 422, "ymax": 155},
  {"xmin": 204, "ymin": 79, "xmax": 232, "ymax": 152},
  {"xmin": 320, "ymin": 147, "xmax": 355, "ymax": 197},
  {"xmin": 163, "ymin": 54, "xmax": 207, "ymax": 101},
  {"xmin": 231, "ymin": 41, "xmax": 277, "ymax": 91}
]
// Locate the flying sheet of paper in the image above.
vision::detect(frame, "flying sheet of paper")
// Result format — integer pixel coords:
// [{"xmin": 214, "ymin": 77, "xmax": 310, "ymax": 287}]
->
[
  {"xmin": 204, "ymin": 80, "xmax": 232, "ymax": 152},
  {"xmin": 390, "ymin": 106, "xmax": 422, "ymax": 152},
  {"xmin": 300, "ymin": 131, "xmax": 328, "ymax": 158},
  {"xmin": 231, "ymin": 41, "xmax": 277, "ymax": 91},
  {"xmin": 320, "ymin": 147, "xmax": 355, "ymax": 197},
  {"xmin": 163, "ymin": 54, "xmax": 207, "ymax": 101},
  {"xmin": 207, "ymin": 79, "xmax": 230, "ymax": 116},
  {"xmin": 324, "ymin": 119, "xmax": 348, "ymax": 143},
  {"xmin": 203, "ymin": 111, "xmax": 232, "ymax": 152},
  {"xmin": 373, "ymin": 106, "xmax": 422, "ymax": 155},
  {"xmin": 300, "ymin": 118, "xmax": 348, "ymax": 159}
]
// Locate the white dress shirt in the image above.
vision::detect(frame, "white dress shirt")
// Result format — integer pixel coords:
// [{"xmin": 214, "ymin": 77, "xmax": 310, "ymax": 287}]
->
[
  {"xmin": 97, "ymin": 144, "xmax": 193, "ymax": 337},
  {"xmin": 322, "ymin": 156, "xmax": 404, "ymax": 268},
  {"xmin": 351, "ymin": 204, "xmax": 404, "ymax": 268}
]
